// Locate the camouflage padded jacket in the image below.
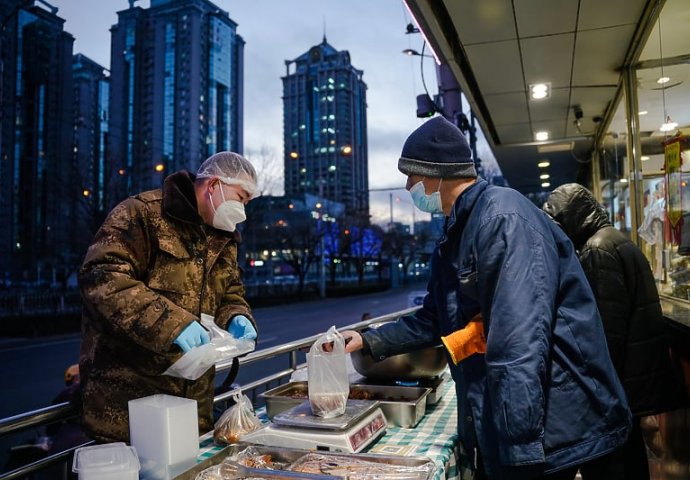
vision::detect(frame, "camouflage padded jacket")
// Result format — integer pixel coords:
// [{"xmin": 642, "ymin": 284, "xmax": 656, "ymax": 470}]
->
[{"xmin": 78, "ymin": 171, "xmax": 255, "ymax": 442}]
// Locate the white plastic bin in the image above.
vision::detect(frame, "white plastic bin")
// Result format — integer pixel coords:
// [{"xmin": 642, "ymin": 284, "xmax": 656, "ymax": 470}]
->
[
  {"xmin": 128, "ymin": 394, "xmax": 199, "ymax": 479},
  {"xmin": 72, "ymin": 442, "xmax": 140, "ymax": 480}
]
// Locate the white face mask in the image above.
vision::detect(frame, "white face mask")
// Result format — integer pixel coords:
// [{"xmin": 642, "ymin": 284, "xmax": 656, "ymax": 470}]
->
[
  {"xmin": 409, "ymin": 180, "xmax": 443, "ymax": 213},
  {"xmin": 209, "ymin": 185, "xmax": 246, "ymax": 232}
]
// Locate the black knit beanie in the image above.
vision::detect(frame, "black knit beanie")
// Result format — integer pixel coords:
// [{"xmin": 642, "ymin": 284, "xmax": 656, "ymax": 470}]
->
[{"xmin": 398, "ymin": 116, "xmax": 476, "ymax": 178}]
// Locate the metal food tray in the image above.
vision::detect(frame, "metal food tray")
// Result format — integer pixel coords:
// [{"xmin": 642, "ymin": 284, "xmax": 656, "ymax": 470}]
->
[
  {"xmin": 261, "ymin": 382, "xmax": 431, "ymax": 428},
  {"xmin": 172, "ymin": 443, "xmax": 437, "ymax": 480}
]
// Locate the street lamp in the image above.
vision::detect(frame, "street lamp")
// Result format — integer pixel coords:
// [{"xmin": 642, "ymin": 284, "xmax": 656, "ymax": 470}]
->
[
  {"xmin": 402, "ymin": 48, "xmax": 433, "ymax": 58},
  {"xmin": 402, "ymin": 47, "xmax": 439, "ymax": 118}
]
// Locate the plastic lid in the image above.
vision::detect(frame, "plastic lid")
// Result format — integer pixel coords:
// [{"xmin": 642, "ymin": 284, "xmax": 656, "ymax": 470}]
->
[{"xmin": 72, "ymin": 442, "xmax": 140, "ymax": 473}]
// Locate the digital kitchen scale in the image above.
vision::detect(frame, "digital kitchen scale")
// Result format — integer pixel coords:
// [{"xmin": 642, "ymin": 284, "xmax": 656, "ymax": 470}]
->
[{"xmin": 242, "ymin": 399, "xmax": 387, "ymax": 453}]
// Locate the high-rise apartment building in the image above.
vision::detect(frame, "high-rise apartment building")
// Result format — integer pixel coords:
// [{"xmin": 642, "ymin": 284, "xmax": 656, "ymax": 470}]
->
[
  {"xmin": 72, "ymin": 53, "xmax": 109, "ymax": 257},
  {"xmin": 282, "ymin": 38, "xmax": 368, "ymax": 217},
  {"xmin": 0, "ymin": 0, "xmax": 74, "ymax": 280},
  {"xmin": 109, "ymin": 0, "xmax": 244, "ymax": 197}
]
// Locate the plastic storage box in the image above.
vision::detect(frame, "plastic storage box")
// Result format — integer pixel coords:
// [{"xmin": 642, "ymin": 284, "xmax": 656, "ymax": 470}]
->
[
  {"xmin": 72, "ymin": 442, "xmax": 140, "ymax": 480},
  {"xmin": 129, "ymin": 394, "xmax": 199, "ymax": 479}
]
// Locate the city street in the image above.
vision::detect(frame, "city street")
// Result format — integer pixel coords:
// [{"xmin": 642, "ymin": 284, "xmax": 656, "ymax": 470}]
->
[{"xmin": 0, "ymin": 283, "xmax": 427, "ymax": 419}]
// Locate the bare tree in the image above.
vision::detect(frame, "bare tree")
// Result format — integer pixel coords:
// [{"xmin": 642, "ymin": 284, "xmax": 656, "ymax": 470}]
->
[{"xmin": 244, "ymin": 145, "xmax": 283, "ymax": 196}]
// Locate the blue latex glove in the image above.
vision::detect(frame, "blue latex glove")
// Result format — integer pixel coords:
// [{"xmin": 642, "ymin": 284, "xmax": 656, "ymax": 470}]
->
[
  {"xmin": 228, "ymin": 315, "xmax": 257, "ymax": 340},
  {"xmin": 174, "ymin": 321, "xmax": 210, "ymax": 353}
]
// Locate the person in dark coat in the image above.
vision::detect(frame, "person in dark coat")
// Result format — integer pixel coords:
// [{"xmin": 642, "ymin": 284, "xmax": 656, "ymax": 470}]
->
[
  {"xmin": 342, "ymin": 116, "xmax": 631, "ymax": 479},
  {"xmin": 543, "ymin": 183, "xmax": 685, "ymax": 480}
]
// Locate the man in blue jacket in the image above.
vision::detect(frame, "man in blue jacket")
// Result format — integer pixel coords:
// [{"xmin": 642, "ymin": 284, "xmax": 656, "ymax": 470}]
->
[{"xmin": 342, "ymin": 116, "xmax": 631, "ymax": 479}]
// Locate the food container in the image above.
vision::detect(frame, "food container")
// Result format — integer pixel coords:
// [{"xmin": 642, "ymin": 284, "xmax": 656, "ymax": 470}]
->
[
  {"xmin": 172, "ymin": 443, "xmax": 437, "ymax": 480},
  {"xmin": 128, "ymin": 394, "xmax": 199, "ymax": 479},
  {"xmin": 350, "ymin": 322, "xmax": 448, "ymax": 381},
  {"xmin": 261, "ymin": 381, "xmax": 431, "ymax": 428},
  {"xmin": 72, "ymin": 442, "xmax": 140, "ymax": 480}
]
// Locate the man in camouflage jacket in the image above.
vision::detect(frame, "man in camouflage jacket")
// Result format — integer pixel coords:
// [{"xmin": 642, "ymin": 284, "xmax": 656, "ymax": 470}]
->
[{"xmin": 79, "ymin": 153, "xmax": 257, "ymax": 442}]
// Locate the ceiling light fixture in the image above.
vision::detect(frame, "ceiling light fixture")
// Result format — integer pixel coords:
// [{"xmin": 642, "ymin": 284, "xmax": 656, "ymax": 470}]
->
[
  {"xmin": 657, "ymin": 76, "xmax": 670, "ymax": 84},
  {"xmin": 660, "ymin": 116, "xmax": 678, "ymax": 132},
  {"xmin": 537, "ymin": 161, "xmax": 550, "ymax": 168},
  {"xmin": 540, "ymin": 173, "xmax": 550, "ymax": 180},
  {"xmin": 638, "ymin": 110, "xmax": 648, "ymax": 115},
  {"xmin": 656, "ymin": 18, "xmax": 676, "ymax": 137},
  {"xmin": 530, "ymin": 83, "xmax": 550, "ymax": 100},
  {"xmin": 537, "ymin": 142, "xmax": 573, "ymax": 153},
  {"xmin": 535, "ymin": 131, "xmax": 549, "ymax": 141},
  {"xmin": 541, "ymin": 182, "xmax": 551, "ymax": 188}
]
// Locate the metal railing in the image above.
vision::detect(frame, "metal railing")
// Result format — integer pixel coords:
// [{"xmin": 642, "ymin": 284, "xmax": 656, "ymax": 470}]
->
[{"xmin": 0, "ymin": 307, "xmax": 418, "ymax": 480}]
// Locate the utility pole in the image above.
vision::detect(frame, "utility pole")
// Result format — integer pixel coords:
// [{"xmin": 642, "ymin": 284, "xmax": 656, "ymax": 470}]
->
[{"xmin": 318, "ymin": 180, "xmax": 326, "ymax": 299}]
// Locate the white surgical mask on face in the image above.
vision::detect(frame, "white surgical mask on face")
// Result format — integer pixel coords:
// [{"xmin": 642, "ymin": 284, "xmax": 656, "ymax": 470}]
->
[
  {"xmin": 209, "ymin": 185, "xmax": 246, "ymax": 232},
  {"xmin": 410, "ymin": 180, "xmax": 443, "ymax": 213}
]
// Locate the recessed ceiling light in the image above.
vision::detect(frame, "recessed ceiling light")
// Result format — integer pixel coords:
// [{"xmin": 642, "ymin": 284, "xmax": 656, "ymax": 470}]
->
[
  {"xmin": 657, "ymin": 76, "xmax": 670, "ymax": 84},
  {"xmin": 530, "ymin": 83, "xmax": 550, "ymax": 100},
  {"xmin": 537, "ymin": 142, "xmax": 573, "ymax": 153},
  {"xmin": 535, "ymin": 131, "xmax": 549, "ymax": 141},
  {"xmin": 638, "ymin": 111, "xmax": 648, "ymax": 115},
  {"xmin": 540, "ymin": 173, "xmax": 550, "ymax": 180},
  {"xmin": 641, "ymin": 156, "xmax": 650, "ymax": 161},
  {"xmin": 537, "ymin": 161, "xmax": 550, "ymax": 168},
  {"xmin": 541, "ymin": 182, "xmax": 551, "ymax": 188}
]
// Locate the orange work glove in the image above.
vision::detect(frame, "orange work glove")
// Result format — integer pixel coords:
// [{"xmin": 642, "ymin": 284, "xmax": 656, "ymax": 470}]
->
[{"xmin": 441, "ymin": 319, "xmax": 487, "ymax": 365}]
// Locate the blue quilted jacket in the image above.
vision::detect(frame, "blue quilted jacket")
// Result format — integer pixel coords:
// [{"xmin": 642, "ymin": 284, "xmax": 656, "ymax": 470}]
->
[{"xmin": 363, "ymin": 179, "xmax": 631, "ymax": 478}]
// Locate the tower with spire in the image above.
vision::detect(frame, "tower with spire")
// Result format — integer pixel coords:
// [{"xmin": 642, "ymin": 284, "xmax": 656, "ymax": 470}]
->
[{"xmin": 282, "ymin": 38, "xmax": 369, "ymax": 217}]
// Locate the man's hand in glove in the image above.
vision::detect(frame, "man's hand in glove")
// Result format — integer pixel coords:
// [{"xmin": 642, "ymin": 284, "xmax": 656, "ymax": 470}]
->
[
  {"xmin": 174, "ymin": 321, "xmax": 210, "ymax": 352},
  {"xmin": 228, "ymin": 315, "xmax": 257, "ymax": 340},
  {"xmin": 441, "ymin": 314, "xmax": 486, "ymax": 365}
]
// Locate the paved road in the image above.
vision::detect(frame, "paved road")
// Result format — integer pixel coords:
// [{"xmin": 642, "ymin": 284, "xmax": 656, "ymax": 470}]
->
[{"xmin": 0, "ymin": 284, "xmax": 427, "ymax": 419}]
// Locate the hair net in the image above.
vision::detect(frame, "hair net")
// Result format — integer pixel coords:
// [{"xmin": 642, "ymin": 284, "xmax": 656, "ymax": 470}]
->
[{"xmin": 197, "ymin": 151, "xmax": 258, "ymax": 198}]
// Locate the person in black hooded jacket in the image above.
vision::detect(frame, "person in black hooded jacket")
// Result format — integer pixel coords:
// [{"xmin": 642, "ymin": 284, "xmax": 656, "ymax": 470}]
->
[{"xmin": 543, "ymin": 183, "xmax": 684, "ymax": 480}]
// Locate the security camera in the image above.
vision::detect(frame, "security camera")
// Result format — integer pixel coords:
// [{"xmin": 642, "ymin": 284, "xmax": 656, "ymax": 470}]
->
[{"xmin": 573, "ymin": 105, "xmax": 583, "ymax": 120}]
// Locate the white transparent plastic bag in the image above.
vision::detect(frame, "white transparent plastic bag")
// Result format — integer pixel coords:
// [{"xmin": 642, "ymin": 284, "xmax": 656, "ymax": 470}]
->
[
  {"xmin": 307, "ymin": 325, "xmax": 349, "ymax": 418},
  {"xmin": 164, "ymin": 314, "xmax": 255, "ymax": 380},
  {"xmin": 213, "ymin": 393, "xmax": 262, "ymax": 444}
]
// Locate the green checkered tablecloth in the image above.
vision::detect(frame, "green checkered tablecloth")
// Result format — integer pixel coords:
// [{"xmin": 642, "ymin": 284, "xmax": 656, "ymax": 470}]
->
[{"xmin": 196, "ymin": 378, "xmax": 468, "ymax": 479}]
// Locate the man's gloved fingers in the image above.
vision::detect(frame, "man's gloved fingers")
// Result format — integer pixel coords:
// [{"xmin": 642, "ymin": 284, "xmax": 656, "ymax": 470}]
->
[
  {"xmin": 175, "ymin": 320, "xmax": 209, "ymax": 351},
  {"xmin": 243, "ymin": 322, "xmax": 257, "ymax": 340},
  {"xmin": 177, "ymin": 339, "xmax": 191, "ymax": 353}
]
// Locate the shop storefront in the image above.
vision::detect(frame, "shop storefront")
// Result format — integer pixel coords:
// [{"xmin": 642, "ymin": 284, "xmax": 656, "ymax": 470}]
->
[
  {"xmin": 592, "ymin": 0, "xmax": 690, "ymax": 476},
  {"xmin": 596, "ymin": 0, "xmax": 690, "ymax": 307}
]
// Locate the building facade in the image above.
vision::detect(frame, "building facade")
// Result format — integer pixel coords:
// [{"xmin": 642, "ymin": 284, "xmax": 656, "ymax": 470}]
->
[
  {"xmin": 282, "ymin": 38, "xmax": 369, "ymax": 217},
  {"xmin": 72, "ymin": 53, "xmax": 109, "ymax": 259},
  {"xmin": 108, "ymin": 0, "xmax": 244, "ymax": 198},
  {"xmin": 0, "ymin": 1, "xmax": 74, "ymax": 282}
]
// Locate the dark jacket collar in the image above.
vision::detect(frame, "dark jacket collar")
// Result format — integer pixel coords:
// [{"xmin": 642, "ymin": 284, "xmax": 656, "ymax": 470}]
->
[
  {"xmin": 442, "ymin": 178, "xmax": 488, "ymax": 245},
  {"xmin": 162, "ymin": 170, "xmax": 242, "ymax": 242},
  {"xmin": 162, "ymin": 171, "xmax": 202, "ymax": 225}
]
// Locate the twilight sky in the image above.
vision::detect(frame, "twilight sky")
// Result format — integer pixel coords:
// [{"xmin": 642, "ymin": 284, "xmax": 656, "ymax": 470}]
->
[{"xmin": 50, "ymin": 0, "xmax": 441, "ymax": 226}]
